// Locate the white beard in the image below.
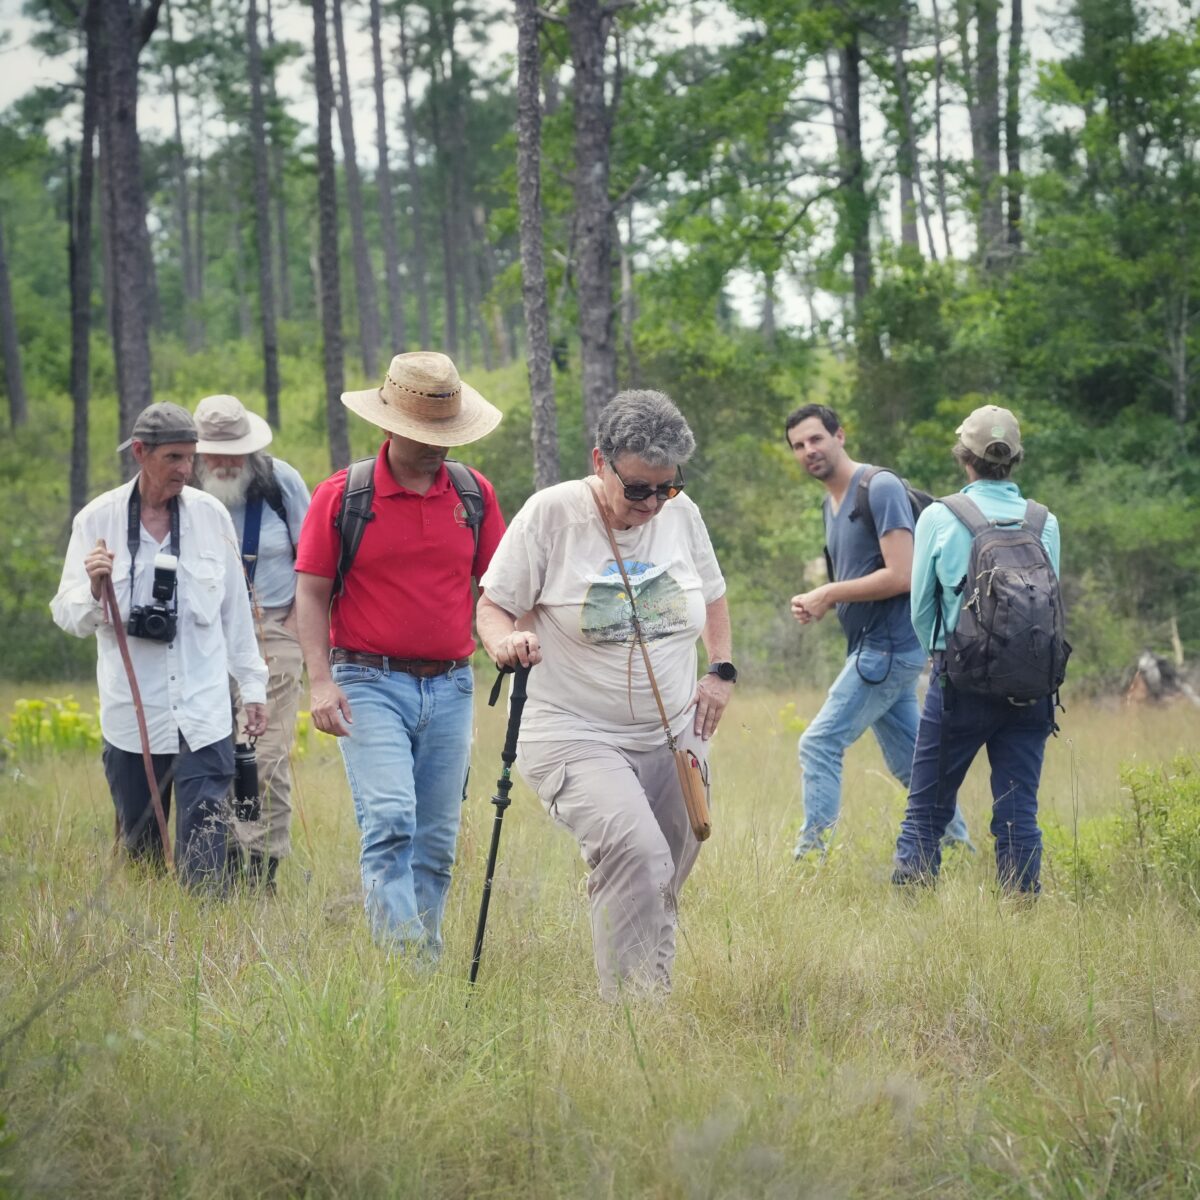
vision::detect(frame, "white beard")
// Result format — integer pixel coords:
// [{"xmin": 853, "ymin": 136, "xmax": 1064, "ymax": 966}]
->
[{"xmin": 197, "ymin": 466, "xmax": 251, "ymax": 509}]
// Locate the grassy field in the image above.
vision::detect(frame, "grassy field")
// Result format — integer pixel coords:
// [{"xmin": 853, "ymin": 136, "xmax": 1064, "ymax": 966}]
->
[{"xmin": 1, "ymin": 680, "xmax": 1198, "ymax": 1198}]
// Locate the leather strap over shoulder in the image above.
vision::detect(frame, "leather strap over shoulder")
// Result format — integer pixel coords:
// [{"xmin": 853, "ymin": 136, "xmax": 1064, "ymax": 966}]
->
[{"xmin": 588, "ymin": 482, "xmax": 678, "ymax": 751}]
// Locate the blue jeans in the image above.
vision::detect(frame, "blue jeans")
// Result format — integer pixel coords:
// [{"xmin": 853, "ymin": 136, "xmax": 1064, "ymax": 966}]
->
[
  {"xmin": 794, "ymin": 644, "xmax": 971, "ymax": 856},
  {"xmin": 893, "ymin": 660, "xmax": 1054, "ymax": 892},
  {"xmin": 333, "ymin": 662, "xmax": 475, "ymax": 955},
  {"xmin": 102, "ymin": 734, "xmax": 235, "ymax": 892}
]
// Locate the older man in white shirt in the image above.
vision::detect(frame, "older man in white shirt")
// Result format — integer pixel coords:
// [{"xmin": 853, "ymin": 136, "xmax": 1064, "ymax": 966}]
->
[{"xmin": 51, "ymin": 402, "xmax": 268, "ymax": 889}]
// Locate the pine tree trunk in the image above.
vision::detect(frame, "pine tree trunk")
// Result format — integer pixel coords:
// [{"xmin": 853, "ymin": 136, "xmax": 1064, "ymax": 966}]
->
[
  {"xmin": 428, "ymin": 75, "xmax": 460, "ymax": 360},
  {"xmin": 399, "ymin": 7, "xmax": 432, "ymax": 348},
  {"xmin": 264, "ymin": 0, "xmax": 293, "ymax": 320},
  {"xmin": 165, "ymin": 2, "xmax": 200, "ymax": 352},
  {"xmin": 892, "ymin": 13, "xmax": 936, "ymax": 259},
  {"xmin": 96, "ymin": 0, "xmax": 155, "ymax": 461},
  {"xmin": 760, "ymin": 270, "xmax": 777, "ymax": 344},
  {"xmin": 229, "ymin": 177, "xmax": 253, "ymax": 342},
  {"xmin": 515, "ymin": 0, "xmax": 559, "ymax": 488},
  {"xmin": 474, "ymin": 202, "xmax": 511, "ymax": 365},
  {"xmin": 930, "ymin": 0, "xmax": 954, "ymax": 255},
  {"xmin": 1005, "ymin": 0, "xmax": 1023, "ymax": 248},
  {"xmin": 371, "ymin": 0, "xmax": 405, "ymax": 353},
  {"xmin": 97, "ymin": 146, "xmax": 115, "ymax": 341},
  {"xmin": 618, "ymin": 203, "xmax": 638, "ymax": 380},
  {"xmin": 247, "ymin": 0, "xmax": 281, "ymax": 426},
  {"xmin": 68, "ymin": 17, "xmax": 99, "ymax": 516},
  {"xmin": 314, "ymin": 0, "xmax": 349, "ymax": 469},
  {"xmin": 837, "ymin": 34, "xmax": 872, "ymax": 330},
  {"xmin": 0, "ymin": 219, "xmax": 27, "ymax": 430},
  {"xmin": 194, "ymin": 115, "xmax": 206, "ymax": 309},
  {"xmin": 568, "ymin": 0, "xmax": 617, "ymax": 448},
  {"xmin": 332, "ymin": 0, "xmax": 381, "ymax": 379},
  {"xmin": 961, "ymin": 0, "xmax": 1003, "ymax": 265}
]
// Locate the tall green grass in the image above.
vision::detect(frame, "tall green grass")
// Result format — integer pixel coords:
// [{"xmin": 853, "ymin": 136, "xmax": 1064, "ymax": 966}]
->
[{"xmin": 2, "ymin": 685, "xmax": 1199, "ymax": 1197}]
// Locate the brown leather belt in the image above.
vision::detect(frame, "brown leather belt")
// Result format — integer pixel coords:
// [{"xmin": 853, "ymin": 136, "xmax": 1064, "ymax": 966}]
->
[{"xmin": 330, "ymin": 648, "xmax": 470, "ymax": 677}]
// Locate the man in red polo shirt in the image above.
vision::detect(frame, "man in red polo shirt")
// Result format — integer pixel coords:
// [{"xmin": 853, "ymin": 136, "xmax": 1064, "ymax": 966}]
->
[{"xmin": 295, "ymin": 352, "xmax": 504, "ymax": 957}]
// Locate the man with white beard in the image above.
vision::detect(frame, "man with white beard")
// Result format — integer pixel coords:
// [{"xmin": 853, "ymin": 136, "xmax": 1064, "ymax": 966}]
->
[{"xmin": 193, "ymin": 394, "xmax": 311, "ymax": 892}]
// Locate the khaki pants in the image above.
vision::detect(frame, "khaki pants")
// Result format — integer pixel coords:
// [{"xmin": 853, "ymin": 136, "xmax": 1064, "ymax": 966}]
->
[
  {"xmin": 518, "ymin": 727, "xmax": 709, "ymax": 1002},
  {"xmin": 234, "ymin": 605, "xmax": 303, "ymax": 859}
]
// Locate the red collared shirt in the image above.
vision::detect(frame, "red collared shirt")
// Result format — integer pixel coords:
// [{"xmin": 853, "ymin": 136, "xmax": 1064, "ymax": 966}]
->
[{"xmin": 296, "ymin": 441, "xmax": 505, "ymax": 659}]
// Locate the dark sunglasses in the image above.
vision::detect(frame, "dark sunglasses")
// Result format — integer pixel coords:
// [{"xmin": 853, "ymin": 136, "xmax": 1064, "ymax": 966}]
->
[{"xmin": 609, "ymin": 462, "xmax": 686, "ymax": 503}]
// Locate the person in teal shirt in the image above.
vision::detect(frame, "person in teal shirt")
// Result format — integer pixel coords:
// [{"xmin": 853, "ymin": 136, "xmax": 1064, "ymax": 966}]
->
[{"xmin": 893, "ymin": 405, "xmax": 1061, "ymax": 893}]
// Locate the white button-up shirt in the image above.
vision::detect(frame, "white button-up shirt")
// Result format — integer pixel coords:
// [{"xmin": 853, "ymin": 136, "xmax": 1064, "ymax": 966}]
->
[{"xmin": 50, "ymin": 479, "xmax": 268, "ymax": 755}]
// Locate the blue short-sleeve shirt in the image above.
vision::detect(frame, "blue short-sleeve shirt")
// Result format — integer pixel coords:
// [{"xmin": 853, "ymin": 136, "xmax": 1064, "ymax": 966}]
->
[{"xmin": 825, "ymin": 466, "xmax": 920, "ymax": 654}]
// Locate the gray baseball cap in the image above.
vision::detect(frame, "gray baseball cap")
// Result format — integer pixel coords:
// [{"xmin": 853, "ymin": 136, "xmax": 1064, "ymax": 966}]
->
[
  {"xmin": 956, "ymin": 404, "xmax": 1022, "ymax": 464},
  {"xmin": 117, "ymin": 402, "xmax": 199, "ymax": 452}
]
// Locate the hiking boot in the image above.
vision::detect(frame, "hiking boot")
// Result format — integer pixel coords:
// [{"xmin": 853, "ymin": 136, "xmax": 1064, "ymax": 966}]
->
[
  {"xmin": 248, "ymin": 851, "xmax": 279, "ymax": 896},
  {"xmin": 891, "ymin": 864, "xmax": 934, "ymax": 888}
]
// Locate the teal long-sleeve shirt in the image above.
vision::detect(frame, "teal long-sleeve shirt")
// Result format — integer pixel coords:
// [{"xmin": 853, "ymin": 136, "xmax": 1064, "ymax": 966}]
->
[{"xmin": 911, "ymin": 479, "xmax": 1062, "ymax": 654}]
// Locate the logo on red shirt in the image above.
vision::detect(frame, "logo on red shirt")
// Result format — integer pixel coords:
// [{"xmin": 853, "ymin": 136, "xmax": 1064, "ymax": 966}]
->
[{"xmin": 452, "ymin": 501, "xmax": 469, "ymax": 529}]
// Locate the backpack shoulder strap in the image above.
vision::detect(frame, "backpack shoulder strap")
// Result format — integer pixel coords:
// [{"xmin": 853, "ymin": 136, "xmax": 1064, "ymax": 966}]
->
[
  {"xmin": 261, "ymin": 470, "xmax": 295, "ymax": 557},
  {"xmin": 939, "ymin": 492, "xmax": 990, "ymax": 537},
  {"xmin": 850, "ymin": 465, "xmax": 883, "ymax": 528},
  {"xmin": 1022, "ymin": 499, "xmax": 1049, "ymax": 540},
  {"xmin": 445, "ymin": 459, "xmax": 485, "ymax": 557},
  {"xmin": 241, "ymin": 495, "xmax": 264, "ymax": 585},
  {"xmin": 333, "ymin": 457, "xmax": 377, "ymax": 597}
]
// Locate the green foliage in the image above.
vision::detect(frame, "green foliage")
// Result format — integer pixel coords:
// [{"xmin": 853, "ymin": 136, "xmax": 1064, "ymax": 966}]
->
[{"xmin": 1124, "ymin": 756, "xmax": 1200, "ymax": 906}]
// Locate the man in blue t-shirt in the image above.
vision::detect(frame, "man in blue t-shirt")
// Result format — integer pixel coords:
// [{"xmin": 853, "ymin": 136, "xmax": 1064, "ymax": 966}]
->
[
  {"xmin": 785, "ymin": 404, "xmax": 972, "ymax": 858},
  {"xmin": 194, "ymin": 394, "xmax": 311, "ymax": 892}
]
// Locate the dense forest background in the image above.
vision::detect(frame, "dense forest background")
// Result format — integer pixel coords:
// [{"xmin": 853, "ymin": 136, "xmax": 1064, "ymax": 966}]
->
[{"xmin": 0, "ymin": 0, "xmax": 1196, "ymax": 686}]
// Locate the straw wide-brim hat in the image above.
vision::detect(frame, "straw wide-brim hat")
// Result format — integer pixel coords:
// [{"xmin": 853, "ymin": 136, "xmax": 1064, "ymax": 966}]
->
[
  {"xmin": 341, "ymin": 352, "xmax": 502, "ymax": 446},
  {"xmin": 194, "ymin": 394, "xmax": 274, "ymax": 455}
]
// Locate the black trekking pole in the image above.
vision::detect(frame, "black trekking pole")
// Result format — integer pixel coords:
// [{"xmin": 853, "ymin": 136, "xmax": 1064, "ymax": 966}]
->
[{"xmin": 468, "ymin": 663, "xmax": 531, "ymax": 985}]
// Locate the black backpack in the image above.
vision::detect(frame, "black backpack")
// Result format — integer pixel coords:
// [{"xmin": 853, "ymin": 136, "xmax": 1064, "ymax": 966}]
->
[
  {"xmin": 332, "ymin": 456, "xmax": 485, "ymax": 596},
  {"xmin": 824, "ymin": 466, "xmax": 934, "ymax": 583},
  {"xmin": 935, "ymin": 493, "xmax": 1070, "ymax": 703}
]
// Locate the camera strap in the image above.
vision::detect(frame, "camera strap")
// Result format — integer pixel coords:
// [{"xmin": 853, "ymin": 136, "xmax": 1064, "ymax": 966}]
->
[{"xmin": 127, "ymin": 482, "xmax": 180, "ymax": 610}]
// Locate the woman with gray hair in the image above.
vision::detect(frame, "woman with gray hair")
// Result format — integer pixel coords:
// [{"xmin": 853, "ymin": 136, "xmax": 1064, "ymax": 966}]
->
[{"xmin": 477, "ymin": 390, "xmax": 735, "ymax": 1001}]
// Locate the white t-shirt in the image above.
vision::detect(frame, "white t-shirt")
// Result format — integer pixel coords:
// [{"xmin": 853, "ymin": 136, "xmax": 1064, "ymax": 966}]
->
[{"xmin": 480, "ymin": 479, "xmax": 726, "ymax": 751}]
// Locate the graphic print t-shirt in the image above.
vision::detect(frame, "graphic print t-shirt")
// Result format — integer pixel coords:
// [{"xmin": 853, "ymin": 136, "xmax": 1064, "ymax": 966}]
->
[{"xmin": 480, "ymin": 479, "xmax": 726, "ymax": 750}]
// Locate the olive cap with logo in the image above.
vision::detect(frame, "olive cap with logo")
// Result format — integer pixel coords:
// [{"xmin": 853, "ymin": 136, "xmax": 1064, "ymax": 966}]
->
[
  {"xmin": 116, "ymin": 402, "xmax": 199, "ymax": 452},
  {"xmin": 956, "ymin": 404, "xmax": 1022, "ymax": 464}
]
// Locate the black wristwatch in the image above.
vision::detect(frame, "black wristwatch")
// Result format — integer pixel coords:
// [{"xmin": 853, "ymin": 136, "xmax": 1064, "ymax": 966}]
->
[{"xmin": 707, "ymin": 661, "xmax": 738, "ymax": 683}]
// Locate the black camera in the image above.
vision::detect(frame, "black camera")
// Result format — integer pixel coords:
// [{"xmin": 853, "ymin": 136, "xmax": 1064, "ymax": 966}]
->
[
  {"xmin": 233, "ymin": 741, "xmax": 261, "ymax": 823},
  {"xmin": 127, "ymin": 552, "xmax": 178, "ymax": 643}
]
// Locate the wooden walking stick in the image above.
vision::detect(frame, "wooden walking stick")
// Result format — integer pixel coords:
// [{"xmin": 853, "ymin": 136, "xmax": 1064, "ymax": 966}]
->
[{"xmin": 98, "ymin": 540, "xmax": 173, "ymax": 871}]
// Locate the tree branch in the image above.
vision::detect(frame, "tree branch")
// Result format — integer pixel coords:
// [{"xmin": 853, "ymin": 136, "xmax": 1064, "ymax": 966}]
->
[{"xmin": 139, "ymin": 0, "xmax": 165, "ymax": 49}]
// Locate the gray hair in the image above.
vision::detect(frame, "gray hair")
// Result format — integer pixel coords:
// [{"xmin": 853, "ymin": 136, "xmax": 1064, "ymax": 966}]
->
[{"xmin": 595, "ymin": 390, "xmax": 695, "ymax": 467}]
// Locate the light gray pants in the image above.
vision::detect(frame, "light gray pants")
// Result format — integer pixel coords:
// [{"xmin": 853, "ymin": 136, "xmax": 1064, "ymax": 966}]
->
[{"xmin": 518, "ymin": 728, "xmax": 709, "ymax": 1002}]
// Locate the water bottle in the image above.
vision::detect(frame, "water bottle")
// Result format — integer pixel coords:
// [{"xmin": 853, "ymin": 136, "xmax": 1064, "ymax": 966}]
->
[{"xmin": 233, "ymin": 741, "xmax": 261, "ymax": 823}]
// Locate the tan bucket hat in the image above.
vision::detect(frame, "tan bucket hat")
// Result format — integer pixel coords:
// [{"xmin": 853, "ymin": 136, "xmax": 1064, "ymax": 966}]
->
[
  {"xmin": 341, "ymin": 352, "xmax": 502, "ymax": 446},
  {"xmin": 194, "ymin": 394, "xmax": 274, "ymax": 455}
]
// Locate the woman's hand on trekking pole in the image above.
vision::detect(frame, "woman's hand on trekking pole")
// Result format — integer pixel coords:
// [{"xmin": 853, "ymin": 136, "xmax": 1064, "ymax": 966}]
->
[
  {"xmin": 310, "ymin": 680, "xmax": 353, "ymax": 737},
  {"xmin": 86, "ymin": 539, "xmax": 116, "ymax": 602},
  {"xmin": 492, "ymin": 630, "xmax": 542, "ymax": 670}
]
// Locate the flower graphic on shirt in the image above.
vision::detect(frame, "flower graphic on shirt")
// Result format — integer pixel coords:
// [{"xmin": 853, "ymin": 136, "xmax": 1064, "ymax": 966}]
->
[{"xmin": 580, "ymin": 558, "xmax": 688, "ymax": 644}]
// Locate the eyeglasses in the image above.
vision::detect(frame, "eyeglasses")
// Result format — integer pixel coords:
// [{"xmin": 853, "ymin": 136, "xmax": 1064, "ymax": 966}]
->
[{"xmin": 609, "ymin": 462, "xmax": 686, "ymax": 503}]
